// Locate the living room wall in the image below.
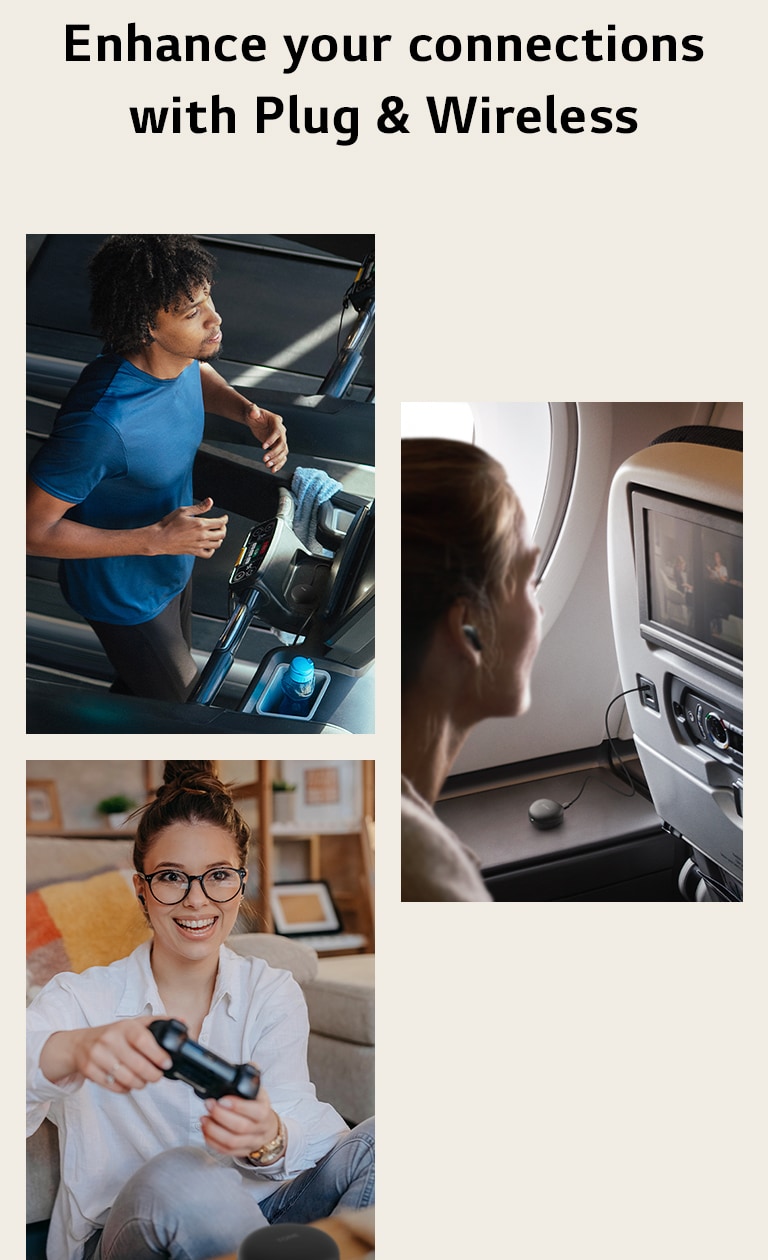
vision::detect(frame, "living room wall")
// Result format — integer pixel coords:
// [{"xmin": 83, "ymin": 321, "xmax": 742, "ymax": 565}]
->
[{"xmin": 26, "ymin": 760, "xmax": 147, "ymax": 832}]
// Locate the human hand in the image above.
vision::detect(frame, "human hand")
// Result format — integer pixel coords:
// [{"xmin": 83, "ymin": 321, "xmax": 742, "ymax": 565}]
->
[
  {"xmin": 201, "ymin": 1080, "xmax": 281, "ymax": 1159},
  {"xmin": 243, "ymin": 403, "xmax": 288, "ymax": 472},
  {"xmin": 41, "ymin": 1016, "xmax": 172, "ymax": 1092},
  {"xmin": 153, "ymin": 497, "xmax": 228, "ymax": 558}
]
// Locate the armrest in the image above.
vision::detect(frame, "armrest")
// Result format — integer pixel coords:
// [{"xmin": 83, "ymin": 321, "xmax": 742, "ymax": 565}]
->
[{"xmin": 228, "ymin": 933, "xmax": 318, "ymax": 986}]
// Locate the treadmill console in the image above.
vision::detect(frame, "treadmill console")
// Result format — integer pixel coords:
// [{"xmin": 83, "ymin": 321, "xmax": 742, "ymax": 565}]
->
[
  {"xmin": 230, "ymin": 519, "xmax": 279, "ymax": 592},
  {"xmin": 229, "ymin": 516, "xmax": 332, "ymax": 632}
]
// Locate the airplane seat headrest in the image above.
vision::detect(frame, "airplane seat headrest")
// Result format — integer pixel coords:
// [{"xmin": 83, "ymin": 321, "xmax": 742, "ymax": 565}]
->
[{"xmin": 650, "ymin": 425, "xmax": 742, "ymax": 452}]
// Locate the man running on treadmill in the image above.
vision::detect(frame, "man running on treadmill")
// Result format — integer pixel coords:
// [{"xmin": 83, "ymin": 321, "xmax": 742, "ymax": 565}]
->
[{"xmin": 26, "ymin": 235, "xmax": 288, "ymax": 702}]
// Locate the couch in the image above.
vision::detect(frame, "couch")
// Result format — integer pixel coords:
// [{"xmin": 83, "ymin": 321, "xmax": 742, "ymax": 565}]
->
[{"xmin": 26, "ymin": 836, "xmax": 374, "ymax": 1228}]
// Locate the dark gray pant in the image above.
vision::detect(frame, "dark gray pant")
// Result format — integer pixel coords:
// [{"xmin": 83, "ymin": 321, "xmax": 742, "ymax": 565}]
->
[{"xmin": 88, "ymin": 583, "xmax": 199, "ymax": 703}]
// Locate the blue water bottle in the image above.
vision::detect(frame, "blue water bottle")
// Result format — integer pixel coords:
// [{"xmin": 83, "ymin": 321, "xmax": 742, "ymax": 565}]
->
[{"xmin": 278, "ymin": 657, "xmax": 316, "ymax": 717}]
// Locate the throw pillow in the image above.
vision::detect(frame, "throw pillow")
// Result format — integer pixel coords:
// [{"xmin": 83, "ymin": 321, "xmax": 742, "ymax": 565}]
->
[{"xmin": 27, "ymin": 869, "xmax": 151, "ymax": 1003}]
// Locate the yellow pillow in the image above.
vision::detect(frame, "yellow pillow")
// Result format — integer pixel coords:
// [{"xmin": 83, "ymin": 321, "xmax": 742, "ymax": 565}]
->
[{"xmin": 27, "ymin": 869, "xmax": 151, "ymax": 1001}]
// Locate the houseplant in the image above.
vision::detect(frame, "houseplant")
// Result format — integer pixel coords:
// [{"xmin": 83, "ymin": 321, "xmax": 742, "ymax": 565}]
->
[
  {"xmin": 271, "ymin": 780, "xmax": 297, "ymax": 825},
  {"xmin": 97, "ymin": 794, "xmax": 137, "ymax": 831}
]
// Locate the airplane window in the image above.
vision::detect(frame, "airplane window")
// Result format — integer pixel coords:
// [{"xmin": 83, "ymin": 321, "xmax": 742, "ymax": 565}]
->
[
  {"xmin": 401, "ymin": 401, "xmax": 565, "ymax": 555},
  {"xmin": 401, "ymin": 401, "xmax": 475, "ymax": 444}
]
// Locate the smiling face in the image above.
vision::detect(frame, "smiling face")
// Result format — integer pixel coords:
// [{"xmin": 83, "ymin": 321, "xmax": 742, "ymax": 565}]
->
[{"xmin": 133, "ymin": 821, "xmax": 245, "ymax": 970}]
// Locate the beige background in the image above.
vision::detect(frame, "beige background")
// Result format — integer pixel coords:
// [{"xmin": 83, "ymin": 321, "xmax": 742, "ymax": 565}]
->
[{"xmin": 16, "ymin": 2, "xmax": 763, "ymax": 1256}]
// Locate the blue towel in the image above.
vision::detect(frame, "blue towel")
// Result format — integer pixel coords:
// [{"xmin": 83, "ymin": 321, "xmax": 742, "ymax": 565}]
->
[{"xmin": 291, "ymin": 467, "xmax": 342, "ymax": 554}]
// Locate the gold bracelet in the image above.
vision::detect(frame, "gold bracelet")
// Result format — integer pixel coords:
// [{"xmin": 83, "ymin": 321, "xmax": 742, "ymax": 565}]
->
[{"xmin": 248, "ymin": 1113, "xmax": 286, "ymax": 1166}]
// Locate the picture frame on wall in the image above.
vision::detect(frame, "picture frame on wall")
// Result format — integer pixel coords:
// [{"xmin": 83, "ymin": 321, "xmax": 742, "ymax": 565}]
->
[
  {"xmin": 26, "ymin": 780, "xmax": 63, "ymax": 832},
  {"xmin": 280, "ymin": 762, "xmax": 362, "ymax": 830}
]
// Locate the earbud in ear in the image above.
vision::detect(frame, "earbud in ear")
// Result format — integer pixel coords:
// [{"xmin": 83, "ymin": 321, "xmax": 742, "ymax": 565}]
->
[
  {"xmin": 137, "ymin": 894, "xmax": 146, "ymax": 905},
  {"xmin": 463, "ymin": 625, "xmax": 483, "ymax": 651}
]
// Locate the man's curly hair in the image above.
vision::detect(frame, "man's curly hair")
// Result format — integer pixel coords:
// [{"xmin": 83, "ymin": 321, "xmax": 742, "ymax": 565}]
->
[{"xmin": 88, "ymin": 235, "xmax": 217, "ymax": 355}]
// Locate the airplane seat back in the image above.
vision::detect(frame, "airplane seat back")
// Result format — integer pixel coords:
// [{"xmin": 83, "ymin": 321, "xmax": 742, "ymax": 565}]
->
[{"xmin": 607, "ymin": 426, "xmax": 743, "ymax": 901}]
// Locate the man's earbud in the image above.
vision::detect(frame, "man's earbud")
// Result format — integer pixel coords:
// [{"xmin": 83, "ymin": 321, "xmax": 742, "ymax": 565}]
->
[
  {"xmin": 463, "ymin": 625, "xmax": 483, "ymax": 651},
  {"xmin": 137, "ymin": 894, "xmax": 146, "ymax": 905}
]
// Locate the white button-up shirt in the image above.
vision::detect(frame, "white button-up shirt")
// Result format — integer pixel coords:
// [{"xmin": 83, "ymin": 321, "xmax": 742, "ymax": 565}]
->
[{"xmin": 27, "ymin": 942, "xmax": 346, "ymax": 1260}]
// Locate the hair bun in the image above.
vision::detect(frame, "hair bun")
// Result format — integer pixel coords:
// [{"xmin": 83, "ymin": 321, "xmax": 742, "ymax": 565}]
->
[
  {"xmin": 160, "ymin": 761, "xmax": 229, "ymax": 800},
  {"xmin": 163, "ymin": 760, "xmax": 215, "ymax": 786}
]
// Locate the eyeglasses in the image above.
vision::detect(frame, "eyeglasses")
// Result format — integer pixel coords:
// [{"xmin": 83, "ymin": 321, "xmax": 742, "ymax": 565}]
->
[{"xmin": 139, "ymin": 867, "xmax": 246, "ymax": 905}]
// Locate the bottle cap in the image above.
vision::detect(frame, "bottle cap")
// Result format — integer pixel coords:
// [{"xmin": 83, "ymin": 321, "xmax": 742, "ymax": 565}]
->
[{"xmin": 287, "ymin": 657, "xmax": 314, "ymax": 686}]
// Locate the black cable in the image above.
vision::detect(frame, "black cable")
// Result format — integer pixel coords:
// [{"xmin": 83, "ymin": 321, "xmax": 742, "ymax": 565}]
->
[
  {"xmin": 334, "ymin": 301, "xmax": 347, "ymax": 356},
  {"xmin": 561, "ymin": 686, "xmax": 641, "ymax": 810},
  {"xmin": 335, "ymin": 268, "xmax": 360, "ymax": 355},
  {"xmin": 698, "ymin": 873, "xmax": 741, "ymax": 902},
  {"xmin": 682, "ymin": 856, "xmax": 742, "ymax": 902},
  {"xmin": 287, "ymin": 605, "xmax": 317, "ymax": 646}
]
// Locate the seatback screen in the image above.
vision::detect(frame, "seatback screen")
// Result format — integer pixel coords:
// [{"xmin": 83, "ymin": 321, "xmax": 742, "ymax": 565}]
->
[{"xmin": 640, "ymin": 499, "xmax": 743, "ymax": 664}]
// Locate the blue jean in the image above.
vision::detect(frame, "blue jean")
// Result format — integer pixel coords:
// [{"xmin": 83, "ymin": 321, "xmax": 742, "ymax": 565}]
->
[{"xmin": 86, "ymin": 1118, "xmax": 374, "ymax": 1260}]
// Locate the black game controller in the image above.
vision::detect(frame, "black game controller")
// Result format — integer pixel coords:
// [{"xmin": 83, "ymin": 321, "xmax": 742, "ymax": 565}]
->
[{"xmin": 149, "ymin": 1018, "xmax": 261, "ymax": 1100}]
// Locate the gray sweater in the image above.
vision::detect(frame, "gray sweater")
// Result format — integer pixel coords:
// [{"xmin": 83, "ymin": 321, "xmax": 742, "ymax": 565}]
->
[{"xmin": 401, "ymin": 776, "xmax": 492, "ymax": 902}]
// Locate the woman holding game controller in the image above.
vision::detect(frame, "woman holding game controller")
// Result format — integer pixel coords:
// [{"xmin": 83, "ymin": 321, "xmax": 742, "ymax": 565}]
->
[
  {"xmin": 401, "ymin": 438, "xmax": 543, "ymax": 901},
  {"xmin": 27, "ymin": 761, "xmax": 374, "ymax": 1260}
]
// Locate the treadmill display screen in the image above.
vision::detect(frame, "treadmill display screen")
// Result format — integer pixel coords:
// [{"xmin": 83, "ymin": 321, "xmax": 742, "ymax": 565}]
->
[{"xmin": 230, "ymin": 519, "xmax": 277, "ymax": 588}]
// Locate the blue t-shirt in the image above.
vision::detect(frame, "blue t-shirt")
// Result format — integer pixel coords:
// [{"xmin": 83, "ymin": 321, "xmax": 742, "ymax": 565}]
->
[{"xmin": 29, "ymin": 354, "xmax": 205, "ymax": 625}]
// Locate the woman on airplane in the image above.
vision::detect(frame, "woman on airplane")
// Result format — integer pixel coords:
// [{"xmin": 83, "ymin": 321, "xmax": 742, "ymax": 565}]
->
[
  {"xmin": 401, "ymin": 438, "xmax": 542, "ymax": 901},
  {"xmin": 27, "ymin": 761, "xmax": 374, "ymax": 1260}
]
